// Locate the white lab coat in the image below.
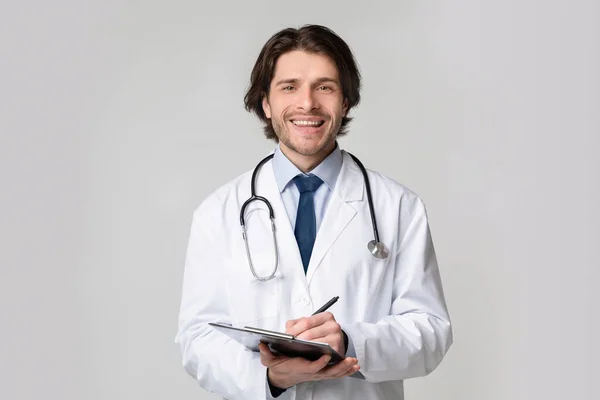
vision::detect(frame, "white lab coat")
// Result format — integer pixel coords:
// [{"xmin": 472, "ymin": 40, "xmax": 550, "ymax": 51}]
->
[{"xmin": 175, "ymin": 150, "xmax": 452, "ymax": 400}]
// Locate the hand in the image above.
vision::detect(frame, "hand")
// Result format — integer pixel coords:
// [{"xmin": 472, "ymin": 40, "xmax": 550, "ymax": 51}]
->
[
  {"xmin": 285, "ymin": 312, "xmax": 346, "ymax": 355},
  {"xmin": 259, "ymin": 343, "xmax": 359, "ymax": 389}
]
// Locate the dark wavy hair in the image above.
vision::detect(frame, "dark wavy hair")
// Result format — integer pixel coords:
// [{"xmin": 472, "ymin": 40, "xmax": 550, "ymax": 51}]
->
[{"xmin": 243, "ymin": 25, "xmax": 362, "ymax": 141}]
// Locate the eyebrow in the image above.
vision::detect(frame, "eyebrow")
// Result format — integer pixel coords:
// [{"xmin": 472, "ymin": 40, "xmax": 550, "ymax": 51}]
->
[{"xmin": 273, "ymin": 77, "xmax": 340, "ymax": 86}]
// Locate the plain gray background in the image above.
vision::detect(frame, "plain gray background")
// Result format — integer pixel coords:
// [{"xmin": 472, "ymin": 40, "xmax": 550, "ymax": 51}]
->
[{"xmin": 1, "ymin": 1, "xmax": 598, "ymax": 399}]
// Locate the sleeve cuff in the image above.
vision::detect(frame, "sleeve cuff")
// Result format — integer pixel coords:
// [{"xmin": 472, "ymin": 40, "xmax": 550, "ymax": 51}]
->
[
  {"xmin": 343, "ymin": 329, "xmax": 356, "ymax": 358},
  {"xmin": 341, "ymin": 325, "xmax": 365, "ymax": 379}
]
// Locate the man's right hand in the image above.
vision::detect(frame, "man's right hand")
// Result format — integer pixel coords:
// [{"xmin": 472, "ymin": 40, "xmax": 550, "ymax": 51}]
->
[{"xmin": 258, "ymin": 343, "xmax": 360, "ymax": 389}]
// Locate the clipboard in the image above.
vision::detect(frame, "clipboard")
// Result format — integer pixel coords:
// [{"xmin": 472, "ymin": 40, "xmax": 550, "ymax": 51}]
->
[{"xmin": 208, "ymin": 322, "xmax": 345, "ymax": 365}]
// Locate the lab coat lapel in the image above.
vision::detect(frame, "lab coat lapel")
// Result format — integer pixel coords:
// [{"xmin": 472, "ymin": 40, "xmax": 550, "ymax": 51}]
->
[{"xmin": 306, "ymin": 151, "xmax": 364, "ymax": 285}]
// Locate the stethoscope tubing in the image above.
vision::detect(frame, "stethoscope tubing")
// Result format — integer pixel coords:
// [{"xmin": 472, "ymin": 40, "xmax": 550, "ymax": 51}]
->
[
  {"xmin": 239, "ymin": 150, "xmax": 387, "ymax": 280},
  {"xmin": 347, "ymin": 153, "xmax": 381, "ymax": 245}
]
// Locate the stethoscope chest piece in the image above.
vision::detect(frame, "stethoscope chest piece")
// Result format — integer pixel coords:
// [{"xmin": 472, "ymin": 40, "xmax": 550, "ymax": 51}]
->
[{"xmin": 368, "ymin": 240, "xmax": 389, "ymax": 259}]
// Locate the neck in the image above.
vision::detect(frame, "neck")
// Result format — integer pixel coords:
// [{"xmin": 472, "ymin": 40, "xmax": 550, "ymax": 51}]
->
[{"xmin": 280, "ymin": 141, "xmax": 336, "ymax": 173}]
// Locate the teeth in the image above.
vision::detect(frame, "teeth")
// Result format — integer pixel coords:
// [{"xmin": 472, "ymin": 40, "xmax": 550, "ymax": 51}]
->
[{"xmin": 292, "ymin": 120, "xmax": 322, "ymax": 126}]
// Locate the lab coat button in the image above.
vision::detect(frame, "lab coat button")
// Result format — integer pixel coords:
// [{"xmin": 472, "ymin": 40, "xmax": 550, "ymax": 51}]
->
[{"xmin": 300, "ymin": 297, "xmax": 310, "ymax": 306}]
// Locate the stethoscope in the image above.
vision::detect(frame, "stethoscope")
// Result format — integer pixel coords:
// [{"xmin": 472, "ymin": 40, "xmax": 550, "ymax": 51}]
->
[{"xmin": 240, "ymin": 152, "xmax": 389, "ymax": 281}]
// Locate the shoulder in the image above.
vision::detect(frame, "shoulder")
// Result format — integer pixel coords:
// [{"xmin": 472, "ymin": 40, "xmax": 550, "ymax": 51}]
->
[
  {"xmin": 342, "ymin": 151, "xmax": 426, "ymax": 212},
  {"xmin": 369, "ymin": 169, "xmax": 424, "ymax": 204},
  {"xmin": 369, "ymin": 170, "xmax": 429, "ymax": 223},
  {"xmin": 191, "ymin": 168, "xmax": 253, "ymax": 220}
]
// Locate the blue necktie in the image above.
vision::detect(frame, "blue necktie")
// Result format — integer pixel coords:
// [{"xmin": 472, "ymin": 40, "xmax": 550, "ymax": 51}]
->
[{"xmin": 293, "ymin": 174, "xmax": 324, "ymax": 273}]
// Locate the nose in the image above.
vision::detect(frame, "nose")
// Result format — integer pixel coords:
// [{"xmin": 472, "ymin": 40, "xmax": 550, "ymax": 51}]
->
[{"xmin": 297, "ymin": 87, "xmax": 319, "ymax": 111}]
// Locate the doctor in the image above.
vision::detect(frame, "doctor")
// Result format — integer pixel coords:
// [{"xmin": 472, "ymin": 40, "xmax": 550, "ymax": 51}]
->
[{"xmin": 176, "ymin": 24, "xmax": 452, "ymax": 400}]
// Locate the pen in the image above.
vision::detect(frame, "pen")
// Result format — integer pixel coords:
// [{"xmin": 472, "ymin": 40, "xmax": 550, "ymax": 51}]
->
[{"xmin": 311, "ymin": 296, "xmax": 339, "ymax": 316}]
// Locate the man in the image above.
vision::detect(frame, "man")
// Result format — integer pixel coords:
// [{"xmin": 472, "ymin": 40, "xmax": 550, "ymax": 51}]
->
[{"xmin": 176, "ymin": 24, "xmax": 452, "ymax": 399}]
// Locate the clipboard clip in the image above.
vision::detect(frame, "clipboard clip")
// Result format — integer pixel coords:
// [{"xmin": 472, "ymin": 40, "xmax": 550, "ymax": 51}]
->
[{"xmin": 243, "ymin": 326, "xmax": 295, "ymax": 340}]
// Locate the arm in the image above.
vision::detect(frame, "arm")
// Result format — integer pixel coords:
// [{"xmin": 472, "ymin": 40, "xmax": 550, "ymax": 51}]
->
[
  {"xmin": 175, "ymin": 202, "xmax": 276, "ymax": 400},
  {"xmin": 341, "ymin": 198, "xmax": 453, "ymax": 383}
]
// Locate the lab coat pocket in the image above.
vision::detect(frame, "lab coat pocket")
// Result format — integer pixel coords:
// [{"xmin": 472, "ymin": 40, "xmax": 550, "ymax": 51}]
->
[{"xmin": 223, "ymin": 253, "xmax": 279, "ymax": 327}]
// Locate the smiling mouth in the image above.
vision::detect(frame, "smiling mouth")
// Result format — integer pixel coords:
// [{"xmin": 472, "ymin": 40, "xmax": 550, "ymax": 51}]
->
[{"xmin": 290, "ymin": 119, "xmax": 325, "ymax": 127}]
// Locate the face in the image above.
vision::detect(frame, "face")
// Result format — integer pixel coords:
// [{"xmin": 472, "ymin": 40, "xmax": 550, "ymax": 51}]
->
[{"xmin": 262, "ymin": 50, "xmax": 348, "ymax": 161}]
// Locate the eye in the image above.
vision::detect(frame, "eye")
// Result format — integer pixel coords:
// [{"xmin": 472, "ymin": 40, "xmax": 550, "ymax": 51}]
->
[
  {"xmin": 282, "ymin": 86, "xmax": 295, "ymax": 91},
  {"xmin": 317, "ymin": 85, "xmax": 333, "ymax": 92}
]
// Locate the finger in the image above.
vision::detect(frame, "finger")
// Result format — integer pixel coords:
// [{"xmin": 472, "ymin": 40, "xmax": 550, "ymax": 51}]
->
[
  {"xmin": 296, "ymin": 320, "xmax": 341, "ymax": 341},
  {"xmin": 300, "ymin": 332, "xmax": 345, "ymax": 354},
  {"xmin": 258, "ymin": 342, "xmax": 271, "ymax": 355},
  {"xmin": 296, "ymin": 325, "xmax": 330, "ymax": 341},
  {"xmin": 285, "ymin": 317, "xmax": 308, "ymax": 334},
  {"xmin": 316, "ymin": 357, "xmax": 358, "ymax": 379},
  {"xmin": 259, "ymin": 343, "xmax": 287, "ymax": 367},
  {"xmin": 305, "ymin": 354, "xmax": 332, "ymax": 375},
  {"xmin": 333, "ymin": 364, "xmax": 360, "ymax": 379},
  {"xmin": 258, "ymin": 343, "xmax": 274, "ymax": 366},
  {"xmin": 285, "ymin": 319, "xmax": 299, "ymax": 330},
  {"xmin": 332, "ymin": 360, "xmax": 360, "ymax": 378},
  {"xmin": 287, "ymin": 313, "xmax": 334, "ymax": 336},
  {"xmin": 277, "ymin": 353, "xmax": 325, "ymax": 373}
]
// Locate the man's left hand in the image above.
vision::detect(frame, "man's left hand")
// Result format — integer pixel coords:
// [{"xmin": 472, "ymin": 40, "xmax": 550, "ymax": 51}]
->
[{"xmin": 285, "ymin": 312, "xmax": 346, "ymax": 355}]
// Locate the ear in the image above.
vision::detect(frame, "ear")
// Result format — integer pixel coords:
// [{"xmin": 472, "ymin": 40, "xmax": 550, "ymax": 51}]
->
[
  {"xmin": 342, "ymin": 98, "xmax": 349, "ymax": 116},
  {"xmin": 262, "ymin": 95, "xmax": 271, "ymax": 119}
]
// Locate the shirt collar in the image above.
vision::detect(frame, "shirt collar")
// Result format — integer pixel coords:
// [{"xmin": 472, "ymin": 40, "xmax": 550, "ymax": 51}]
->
[{"xmin": 272, "ymin": 142, "xmax": 343, "ymax": 193}]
